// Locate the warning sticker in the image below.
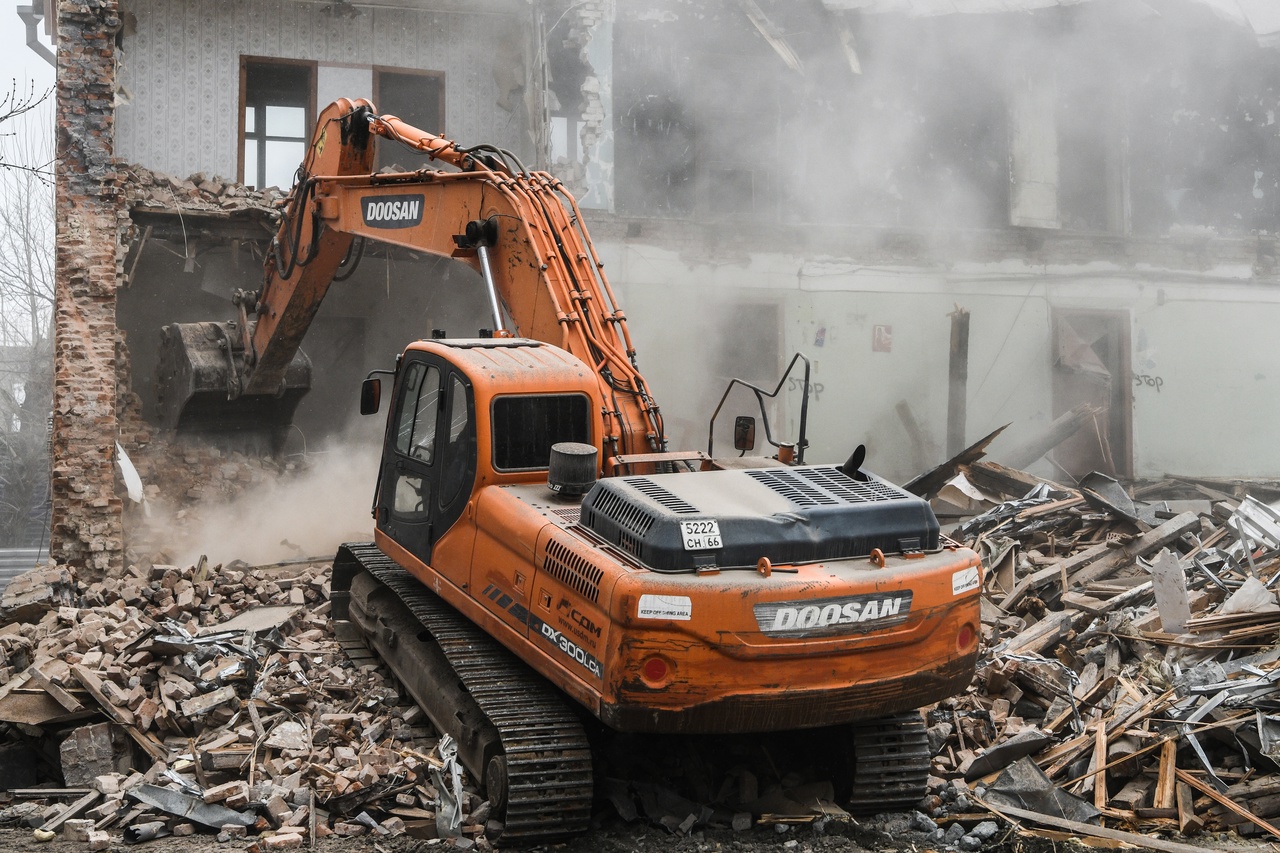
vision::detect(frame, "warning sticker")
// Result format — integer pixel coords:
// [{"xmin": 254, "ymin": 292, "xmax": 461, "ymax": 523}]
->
[
  {"xmin": 637, "ymin": 594, "xmax": 693, "ymax": 621},
  {"xmin": 952, "ymin": 567, "xmax": 981, "ymax": 596}
]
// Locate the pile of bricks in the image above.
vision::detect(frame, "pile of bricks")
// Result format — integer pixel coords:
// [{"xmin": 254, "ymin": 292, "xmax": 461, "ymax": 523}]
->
[
  {"xmin": 122, "ymin": 165, "xmax": 285, "ymax": 216},
  {"xmin": 0, "ymin": 557, "xmax": 493, "ymax": 850}
]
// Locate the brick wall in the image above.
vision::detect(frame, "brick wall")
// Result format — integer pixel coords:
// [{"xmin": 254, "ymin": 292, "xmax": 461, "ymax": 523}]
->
[{"xmin": 51, "ymin": 0, "xmax": 125, "ymax": 574}]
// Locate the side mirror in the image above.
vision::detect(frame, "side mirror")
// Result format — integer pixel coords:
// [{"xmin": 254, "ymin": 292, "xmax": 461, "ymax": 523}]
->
[
  {"xmin": 360, "ymin": 377, "xmax": 381, "ymax": 415},
  {"xmin": 733, "ymin": 416, "xmax": 756, "ymax": 452}
]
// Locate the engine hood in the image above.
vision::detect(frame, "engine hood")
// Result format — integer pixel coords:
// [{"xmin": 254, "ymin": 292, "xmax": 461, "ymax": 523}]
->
[{"xmin": 579, "ymin": 465, "xmax": 940, "ymax": 572}]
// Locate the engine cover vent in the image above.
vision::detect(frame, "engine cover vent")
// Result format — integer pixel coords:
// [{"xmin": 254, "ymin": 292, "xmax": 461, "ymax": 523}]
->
[
  {"xmin": 747, "ymin": 466, "xmax": 904, "ymax": 505},
  {"xmin": 580, "ymin": 465, "xmax": 939, "ymax": 572},
  {"xmin": 542, "ymin": 538, "xmax": 604, "ymax": 603}
]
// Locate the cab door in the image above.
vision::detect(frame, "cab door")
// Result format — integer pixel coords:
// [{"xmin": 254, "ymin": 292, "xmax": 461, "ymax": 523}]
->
[
  {"xmin": 377, "ymin": 354, "xmax": 477, "ymax": 573},
  {"xmin": 378, "ymin": 358, "xmax": 443, "ymax": 562}
]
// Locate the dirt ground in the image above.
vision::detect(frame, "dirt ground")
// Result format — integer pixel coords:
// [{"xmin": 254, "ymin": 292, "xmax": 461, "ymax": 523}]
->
[
  {"xmin": 0, "ymin": 821, "xmax": 915, "ymax": 853},
  {"xmin": 1, "ymin": 814, "xmax": 1273, "ymax": 853}
]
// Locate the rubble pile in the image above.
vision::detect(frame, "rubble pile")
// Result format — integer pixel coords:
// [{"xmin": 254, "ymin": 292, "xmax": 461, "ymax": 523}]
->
[
  {"xmin": 0, "ymin": 557, "xmax": 492, "ymax": 850},
  {"xmin": 922, "ymin": 460, "xmax": 1280, "ymax": 847},
  {"xmin": 8, "ymin": 456, "xmax": 1280, "ymax": 851},
  {"xmin": 122, "ymin": 166, "xmax": 285, "ymax": 216}
]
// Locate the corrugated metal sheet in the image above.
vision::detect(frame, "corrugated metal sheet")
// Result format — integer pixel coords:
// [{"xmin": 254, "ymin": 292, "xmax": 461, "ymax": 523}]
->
[{"xmin": 0, "ymin": 549, "xmax": 47, "ymax": 593}]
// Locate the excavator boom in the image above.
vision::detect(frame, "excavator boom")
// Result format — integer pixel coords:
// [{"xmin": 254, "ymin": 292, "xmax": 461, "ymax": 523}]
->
[{"xmin": 157, "ymin": 99, "xmax": 662, "ymax": 457}]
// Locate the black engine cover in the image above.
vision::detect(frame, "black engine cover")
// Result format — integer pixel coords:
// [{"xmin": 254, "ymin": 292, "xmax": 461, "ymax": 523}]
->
[{"xmin": 579, "ymin": 465, "xmax": 939, "ymax": 572}]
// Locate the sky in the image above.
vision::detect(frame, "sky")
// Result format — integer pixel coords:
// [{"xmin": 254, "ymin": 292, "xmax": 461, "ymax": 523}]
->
[{"xmin": 2, "ymin": 2, "xmax": 55, "ymax": 150}]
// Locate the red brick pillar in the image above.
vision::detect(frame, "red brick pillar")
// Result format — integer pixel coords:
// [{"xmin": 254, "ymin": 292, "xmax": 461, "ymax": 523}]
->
[{"xmin": 51, "ymin": 0, "xmax": 125, "ymax": 574}]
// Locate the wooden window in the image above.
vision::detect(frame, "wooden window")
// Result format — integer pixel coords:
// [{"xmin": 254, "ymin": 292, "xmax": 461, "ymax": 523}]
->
[
  {"xmin": 373, "ymin": 67, "xmax": 444, "ymax": 171},
  {"xmin": 239, "ymin": 57, "xmax": 316, "ymax": 190}
]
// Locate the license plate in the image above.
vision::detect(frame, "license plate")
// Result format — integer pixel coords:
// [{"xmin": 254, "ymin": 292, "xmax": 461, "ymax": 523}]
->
[{"xmin": 679, "ymin": 520, "xmax": 722, "ymax": 551}]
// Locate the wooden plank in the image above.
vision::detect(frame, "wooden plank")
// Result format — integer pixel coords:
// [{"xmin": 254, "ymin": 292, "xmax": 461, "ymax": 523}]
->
[
  {"xmin": 1093, "ymin": 722, "xmax": 1108, "ymax": 810},
  {"xmin": 977, "ymin": 799, "xmax": 1217, "ymax": 853},
  {"xmin": 1075, "ymin": 513, "xmax": 1199, "ymax": 588},
  {"xmin": 25, "ymin": 666, "xmax": 84, "ymax": 713},
  {"xmin": 1154, "ymin": 739, "xmax": 1177, "ymax": 810},
  {"xmin": 1002, "ymin": 512, "xmax": 1198, "ymax": 609},
  {"xmin": 1176, "ymin": 781, "xmax": 1203, "ymax": 836},
  {"xmin": 69, "ymin": 665, "xmax": 135, "ymax": 727},
  {"xmin": 12, "ymin": 788, "xmax": 92, "ymax": 798},
  {"xmin": 38, "ymin": 790, "xmax": 101, "ymax": 832},
  {"xmin": 1176, "ymin": 768, "xmax": 1280, "ymax": 840},
  {"xmin": 1017, "ymin": 496, "xmax": 1086, "ymax": 520},
  {"xmin": 1004, "ymin": 611, "xmax": 1079, "ymax": 657}
]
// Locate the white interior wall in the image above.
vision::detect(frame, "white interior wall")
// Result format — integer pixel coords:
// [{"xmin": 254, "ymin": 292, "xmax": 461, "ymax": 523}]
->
[
  {"xmin": 116, "ymin": 0, "xmax": 528, "ymax": 181},
  {"xmin": 317, "ymin": 65, "xmax": 374, "ymax": 113},
  {"xmin": 600, "ymin": 236, "xmax": 1280, "ymax": 481}
]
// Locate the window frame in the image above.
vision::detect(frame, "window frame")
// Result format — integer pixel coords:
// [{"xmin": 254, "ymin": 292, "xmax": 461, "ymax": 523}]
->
[
  {"xmin": 237, "ymin": 56, "xmax": 317, "ymax": 189},
  {"xmin": 373, "ymin": 65, "xmax": 445, "ymax": 170},
  {"xmin": 489, "ymin": 393, "xmax": 593, "ymax": 473}
]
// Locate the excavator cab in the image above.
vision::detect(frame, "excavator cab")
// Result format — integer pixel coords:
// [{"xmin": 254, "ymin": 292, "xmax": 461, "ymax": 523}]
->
[{"xmin": 368, "ymin": 338, "xmax": 599, "ymax": 573}]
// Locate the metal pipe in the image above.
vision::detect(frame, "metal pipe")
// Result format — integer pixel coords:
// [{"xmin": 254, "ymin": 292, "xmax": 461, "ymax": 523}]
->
[
  {"xmin": 475, "ymin": 244, "xmax": 506, "ymax": 334},
  {"xmin": 16, "ymin": 5, "xmax": 54, "ymax": 66}
]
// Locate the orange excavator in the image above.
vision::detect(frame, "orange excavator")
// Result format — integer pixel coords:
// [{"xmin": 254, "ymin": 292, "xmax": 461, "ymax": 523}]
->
[{"xmin": 156, "ymin": 99, "xmax": 982, "ymax": 841}]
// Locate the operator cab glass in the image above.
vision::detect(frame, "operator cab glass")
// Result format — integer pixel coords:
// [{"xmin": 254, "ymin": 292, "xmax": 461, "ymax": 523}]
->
[
  {"xmin": 491, "ymin": 394, "xmax": 591, "ymax": 471},
  {"xmin": 377, "ymin": 355, "xmax": 476, "ymax": 564}
]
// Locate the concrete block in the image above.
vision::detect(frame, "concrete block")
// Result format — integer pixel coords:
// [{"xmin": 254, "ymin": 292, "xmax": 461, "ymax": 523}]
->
[
  {"xmin": 59, "ymin": 723, "xmax": 117, "ymax": 786},
  {"xmin": 63, "ymin": 819, "xmax": 95, "ymax": 841},
  {"xmin": 263, "ymin": 832, "xmax": 304, "ymax": 849}
]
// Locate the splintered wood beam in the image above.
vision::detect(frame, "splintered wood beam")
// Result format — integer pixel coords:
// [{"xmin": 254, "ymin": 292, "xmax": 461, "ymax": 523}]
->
[
  {"xmin": 976, "ymin": 799, "xmax": 1215, "ymax": 853},
  {"xmin": 1176, "ymin": 769, "xmax": 1280, "ymax": 840},
  {"xmin": 1154, "ymin": 739, "xmax": 1177, "ymax": 810},
  {"xmin": 1176, "ymin": 781, "xmax": 1203, "ymax": 836}
]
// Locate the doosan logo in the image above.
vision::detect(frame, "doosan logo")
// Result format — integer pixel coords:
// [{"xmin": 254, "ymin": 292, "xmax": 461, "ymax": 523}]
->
[
  {"xmin": 361, "ymin": 194, "xmax": 425, "ymax": 228},
  {"xmin": 754, "ymin": 592, "xmax": 913, "ymax": 637}
]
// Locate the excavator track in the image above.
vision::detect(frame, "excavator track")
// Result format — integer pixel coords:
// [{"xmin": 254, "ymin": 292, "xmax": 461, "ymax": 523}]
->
[
  {"xmin": 848, "ymin": 712, "xmax": 931, "ymax": 813},
  {"xmin": 334, "ymin": 543, "xmax": 594, "ymax": 842}
]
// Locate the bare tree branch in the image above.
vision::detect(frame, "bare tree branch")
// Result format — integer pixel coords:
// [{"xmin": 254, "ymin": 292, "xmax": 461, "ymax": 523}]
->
[
  {"xmin": 0, "ymin": 89, "xmax": 53, "ymax": 546},
  {"xmin": 0, "ymin": 79, "xmax": 54, "ymax": 181}
]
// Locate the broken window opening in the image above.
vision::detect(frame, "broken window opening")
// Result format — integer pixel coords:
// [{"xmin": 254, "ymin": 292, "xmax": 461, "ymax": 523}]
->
[
  {"xmin": 240, "ymin": 58, "xmax": 315, "ymax": 191},
  {"xmin": 374, "ymin": 67, "xmax": 445, "ymax": 172}
]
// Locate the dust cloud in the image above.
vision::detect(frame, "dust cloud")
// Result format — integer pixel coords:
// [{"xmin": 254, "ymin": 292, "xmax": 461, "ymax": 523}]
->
[{"xmin": 161, "ymin": 442, "xmax": 380, "ymax": 570}]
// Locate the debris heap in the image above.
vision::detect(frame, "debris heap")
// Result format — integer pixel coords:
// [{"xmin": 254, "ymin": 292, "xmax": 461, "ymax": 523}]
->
[
  {"xmin": 8, "ymin": 457, "xmax": 1280, "ymax": 850},
  {"xmin": 0, "ymin": 556, "xmax": 492, "ymax": 849},
  {"xmin": 925, "ymin": 461, "xmax": 1280, "ymax": 847}
]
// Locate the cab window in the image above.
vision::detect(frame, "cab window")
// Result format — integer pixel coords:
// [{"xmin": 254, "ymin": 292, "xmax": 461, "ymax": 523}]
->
[
  {"xmin": 491, "ymin": 393, "xmax": 590, "ymax": 471},
  {"xmin": 439, "ymin": 374, "xmax": 474, "ymax": 506},
  {"xmin": 394, "ymin": 362, "xmax": 442, "ymax": 463}
]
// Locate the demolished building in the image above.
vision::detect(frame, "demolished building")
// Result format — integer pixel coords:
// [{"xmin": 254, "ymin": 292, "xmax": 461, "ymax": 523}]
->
[{"xmin": 42, "ymin": 0, "xmax": 1280, "ymax": 572}]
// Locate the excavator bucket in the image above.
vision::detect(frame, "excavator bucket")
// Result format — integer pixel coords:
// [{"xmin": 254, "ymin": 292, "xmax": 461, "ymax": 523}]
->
[{"xmin": 155, "ymin": 321, "xmax": 312, "ymax": 452}]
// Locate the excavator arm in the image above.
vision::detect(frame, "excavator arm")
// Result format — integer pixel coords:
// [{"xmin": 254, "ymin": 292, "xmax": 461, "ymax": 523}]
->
[{"xmin": 157, "ymin": 98, "xmax": 664, "ymax": 457}]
